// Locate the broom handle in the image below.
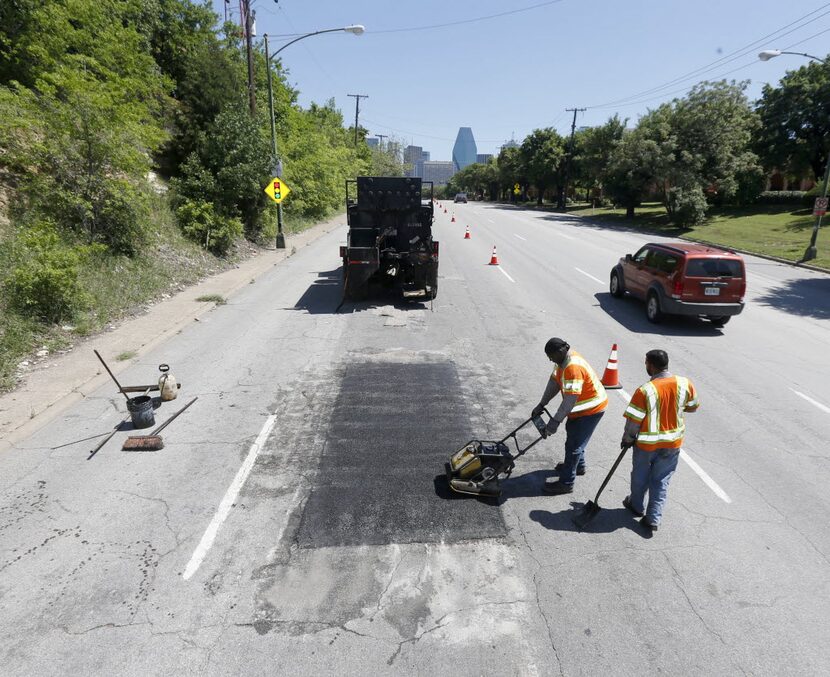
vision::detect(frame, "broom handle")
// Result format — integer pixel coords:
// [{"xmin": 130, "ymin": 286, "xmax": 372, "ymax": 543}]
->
[
  {"xmin": 150, "ymin": 397, "xmax": 198, "ymax": 435},
  {"xmin": 591, "ymin": 445, "xmax": 630, "ymax": 504},
  {"xmin": 94, "ymin": 349, "xmax": 131, "ymax": 401}
]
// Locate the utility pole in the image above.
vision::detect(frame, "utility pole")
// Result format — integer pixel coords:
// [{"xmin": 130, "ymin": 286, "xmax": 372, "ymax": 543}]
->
[
  {"xmin": 348, "ymin": 94, "xmax": 368, "ymax": 146},
  {"xmin": 559, "ymin": 107, "xmax": 586, "ymax": 210},
  {"xmin": 376, "ymin": 133, "xmax": 388, "ymax": 148},
  {"xmin": 242, "ymin": 0, "xmax": 256, "ymax": 115}
]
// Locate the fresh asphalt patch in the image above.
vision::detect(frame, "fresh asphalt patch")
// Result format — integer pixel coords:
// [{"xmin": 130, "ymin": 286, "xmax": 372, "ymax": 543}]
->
[{"xmin": 296, "ymin": 361, "xmax": 506, "ymax": 548}]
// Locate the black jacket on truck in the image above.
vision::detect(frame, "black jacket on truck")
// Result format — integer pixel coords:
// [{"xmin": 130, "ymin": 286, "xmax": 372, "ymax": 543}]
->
[{"xmin": 341, "ymin": 176, "xmax": 438, "ymax": 301}]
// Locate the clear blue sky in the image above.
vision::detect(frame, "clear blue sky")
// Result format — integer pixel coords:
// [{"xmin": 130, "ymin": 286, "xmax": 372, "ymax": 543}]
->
[{"xmin": 213, "ymin": 0, "xmax": 829, "ymax": 161}]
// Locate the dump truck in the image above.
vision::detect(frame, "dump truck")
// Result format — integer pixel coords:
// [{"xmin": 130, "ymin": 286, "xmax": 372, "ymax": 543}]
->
[{"xmin": 340, "ymin": 176, "xmax": 438, "ymax": 301}]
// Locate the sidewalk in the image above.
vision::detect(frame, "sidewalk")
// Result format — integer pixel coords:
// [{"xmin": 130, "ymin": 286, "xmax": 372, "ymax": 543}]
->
[{"xmin": 0, "ymin": 215, "xmax": 344, "ymax": 453}]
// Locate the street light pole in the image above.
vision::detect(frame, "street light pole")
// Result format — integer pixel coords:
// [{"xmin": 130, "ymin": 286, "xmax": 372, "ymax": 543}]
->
[
  {"xmin": 264, "ymin": 34, "xmax": 285, "ymax": 249},
  {"xmin": 758, "ymin": 49, "xmax": 827, "ymax": 263},
  {"xmin": 264, "ymin": 25, "xmax": 365, "ymax": 249}
]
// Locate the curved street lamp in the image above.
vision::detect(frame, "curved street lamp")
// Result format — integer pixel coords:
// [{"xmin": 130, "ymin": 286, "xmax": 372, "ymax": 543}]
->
[
  {"xmin": 758, "ymin": 49, "xmax": 821, "ymax": 62},
  {"xmin": 264, "ymin": 26, "xmax": 365, "ymax": 248},
  {"xmin": 758, "ymin": 48, "xmax": 828, "ymax": 263}
]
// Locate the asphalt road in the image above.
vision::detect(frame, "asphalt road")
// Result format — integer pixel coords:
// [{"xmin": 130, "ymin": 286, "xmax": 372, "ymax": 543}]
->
[{"xmin": 2, "ymin": 201, "xmax": 829, "ymax": 675}]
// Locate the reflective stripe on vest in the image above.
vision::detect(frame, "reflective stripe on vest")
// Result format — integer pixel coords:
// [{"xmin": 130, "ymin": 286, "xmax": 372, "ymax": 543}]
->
[
  {"xmin": 636, "ymin": 376, "xmax": 690, "ymax": 445},
  {"xmin": 561, "ymin": 354, "xmax": 607, "ymax": 413}
]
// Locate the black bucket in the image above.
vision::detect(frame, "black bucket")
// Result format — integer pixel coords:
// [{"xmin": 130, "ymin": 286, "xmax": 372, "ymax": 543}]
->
[{"xmin": 127, "ymin": 395, "xmax": 155, "ymax": 429}]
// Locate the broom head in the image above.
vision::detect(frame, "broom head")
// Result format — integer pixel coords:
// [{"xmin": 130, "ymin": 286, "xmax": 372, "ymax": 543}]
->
[{"xmin": 122, "ymin": 435, "xmax": 164, "ymax": 451}]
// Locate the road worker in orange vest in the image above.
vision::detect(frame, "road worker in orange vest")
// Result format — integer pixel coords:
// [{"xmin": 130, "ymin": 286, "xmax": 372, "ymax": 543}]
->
[
  {"xmin": 531, "ymin": 338, "xmax": 608, "ymax": 495},
  {"xmin": 621, "ymin": 349, "xmax": 699, "ymax": 533}
]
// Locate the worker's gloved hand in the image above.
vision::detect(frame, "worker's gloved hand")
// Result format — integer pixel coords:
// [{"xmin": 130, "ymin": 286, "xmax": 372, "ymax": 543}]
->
[
  {"xmin": 531, "ymin": 404, "xmax": 544, "ymax": 418},
  {"xmin": 545, "ymin": 419, "xmax": 561, "ymax": 436},
  {"xmin": 621, "ymin": 436, "xmax": 635, "ymax": 450}
]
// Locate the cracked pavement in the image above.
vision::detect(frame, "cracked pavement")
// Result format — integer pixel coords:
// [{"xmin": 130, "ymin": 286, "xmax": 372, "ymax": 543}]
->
[{"xmin": 1, "ymin": 205, "xmax": 830, "ymax": 675}]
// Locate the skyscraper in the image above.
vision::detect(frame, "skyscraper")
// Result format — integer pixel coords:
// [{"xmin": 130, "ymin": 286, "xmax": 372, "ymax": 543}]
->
[{"xmin": 452, "ymin": 127, "xmax": 477, "ymax": 172}]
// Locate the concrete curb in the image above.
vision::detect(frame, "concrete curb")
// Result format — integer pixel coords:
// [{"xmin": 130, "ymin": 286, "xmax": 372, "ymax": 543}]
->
[{"xmin": 0, "ymin": 215, "xmax": 345, "ymax": 453}]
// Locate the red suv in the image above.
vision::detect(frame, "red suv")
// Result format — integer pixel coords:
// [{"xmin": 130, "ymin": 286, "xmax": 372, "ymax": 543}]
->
[{"xmin": 610, "ymin": 243, "xmax": 746, "ymax": 327}]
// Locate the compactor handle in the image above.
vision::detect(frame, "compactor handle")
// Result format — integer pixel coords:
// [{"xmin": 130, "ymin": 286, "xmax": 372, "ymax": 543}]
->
[{"xmin": 499, "ymin": 407, "xmax": 553, "ymax": 459}]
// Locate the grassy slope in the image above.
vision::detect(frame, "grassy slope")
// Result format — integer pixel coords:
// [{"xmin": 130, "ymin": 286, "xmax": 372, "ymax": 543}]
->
[
  {"xmin": 567, "ymin": 202, "xmax": 829, "ymax": 269},
  {"xmin": 0, "ymin": 192, "xmax": 240, "ymax": 392}
]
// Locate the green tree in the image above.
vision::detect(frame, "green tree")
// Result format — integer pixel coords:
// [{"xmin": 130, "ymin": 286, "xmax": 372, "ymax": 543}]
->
[
  {"xmin": 496, "ymin": 146, "xmax": 526, "ymax": 201},
  {"xmin": 519, "ymin": 129, "xmax": 566, "ymax": 205},
  {"xmin": 755, "ymin": 57, "xmax": 830, "ymax": 182},
  {"xmin": 604, "ymin": 129, "xmax": 664, "ymax": 218},
  {"xmin": 573, "ymin": 115, "xmax": 627, "ymax": 200},
  {"xmin": 667, "ymin": 80, "xmax": 761, "ymax": 205}
]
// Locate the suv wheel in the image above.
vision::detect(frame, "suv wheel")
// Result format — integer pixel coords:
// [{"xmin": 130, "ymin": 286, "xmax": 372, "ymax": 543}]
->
[
  {"xmin": 610, "ymin": 270, "xmax": 624, "ymax": 298},
  {"xmin": 707, "ymin": 315, "xmax": 730, "ymax": 328},
  {"xmin": 646, "ymin": 292, "xmax": 662, "ymax": 324}
]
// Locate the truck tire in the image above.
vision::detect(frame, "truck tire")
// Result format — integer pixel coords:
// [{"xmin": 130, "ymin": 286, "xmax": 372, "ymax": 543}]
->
[
  {"xmin": 610, "ymin": 269, "xmax": 625, "ymax": 298},
  {"xmin": 646, "ymin": 291, "xmax": 662, "ymax": 324}
]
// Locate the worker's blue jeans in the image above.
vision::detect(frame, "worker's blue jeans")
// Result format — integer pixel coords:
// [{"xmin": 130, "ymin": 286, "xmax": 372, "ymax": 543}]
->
[
  {"xmin": 629, "ymin": 447, "xmax": 680, "ymax": 525},
  {"xmin": 559, "ymin": 412, "xmax": 604, "ymax": 485}
]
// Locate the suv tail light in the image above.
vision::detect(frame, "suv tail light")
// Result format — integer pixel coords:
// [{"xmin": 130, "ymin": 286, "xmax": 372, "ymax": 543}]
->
[
  {"xmin": 739, "ymin": 276, "xmax": 746, "ymax": 299},
  {"xmin": 432, "ymin": 241, "xmax": 439, "ymax": 258},
  {"xmin": 672, "ymin": 275, "xmax": 683, "ymax": 299}
]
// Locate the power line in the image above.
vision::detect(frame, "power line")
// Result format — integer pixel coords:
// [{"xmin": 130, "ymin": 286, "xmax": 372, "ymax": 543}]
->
[
  {"xmin": 368, "ymin": 0, "xmax": 566, "ymax": 34},
  {"xmin": 589, "ymin": 23, "xmax": 830, "ymax": 112},
  {"xmin": 587, "ymin": 4, "xmax": 830, "ymax": 109}
]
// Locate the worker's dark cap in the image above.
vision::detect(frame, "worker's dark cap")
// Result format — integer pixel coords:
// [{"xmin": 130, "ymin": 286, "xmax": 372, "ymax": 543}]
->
[{"xmin": 544, "ymin": 338, "xmax": 570, "ymax": 355}]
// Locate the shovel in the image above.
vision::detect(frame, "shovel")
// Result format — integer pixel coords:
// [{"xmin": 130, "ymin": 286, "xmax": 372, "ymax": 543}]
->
[{"xmin": 572, "ymin": 443, "xmax": 632, "ymax": 530}]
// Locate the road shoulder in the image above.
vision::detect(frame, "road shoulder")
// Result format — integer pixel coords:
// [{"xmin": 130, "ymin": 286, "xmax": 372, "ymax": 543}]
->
[{"xmin": 0, "ymin": 215, "xmax": 344, "ymax": 453}]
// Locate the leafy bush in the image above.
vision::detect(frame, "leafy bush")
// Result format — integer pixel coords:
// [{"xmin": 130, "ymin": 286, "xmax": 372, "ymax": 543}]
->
[
  {"xmin": 757, "ymin": 191, "xmax": 807, "ymax": 205},
  {"xmin": 4, "ymin": 224, "xmax": 93, "ymax": 322},
  {"xmin": 175, "ymin": 199, "xmax": 242, "ymax": 255},
  {"xmin": 667, "ymin": 185, "xmax": 708, "ymax": 227}
]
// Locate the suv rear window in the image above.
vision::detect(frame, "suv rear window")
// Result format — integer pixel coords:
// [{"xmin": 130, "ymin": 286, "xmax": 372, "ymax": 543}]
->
[{"xmin": 685, "ymin": 258, "xmax": 743, "ymax": 278}]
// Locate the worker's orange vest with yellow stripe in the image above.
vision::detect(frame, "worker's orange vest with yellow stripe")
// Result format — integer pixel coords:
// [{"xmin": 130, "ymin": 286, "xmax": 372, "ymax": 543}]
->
[
  {"xmin": 623, "ymin": 376, "xmax": 699, "ymax": 451},
  {"xmin": 552, "ymin": 351, "xmax": 608, "ymax": 419}
]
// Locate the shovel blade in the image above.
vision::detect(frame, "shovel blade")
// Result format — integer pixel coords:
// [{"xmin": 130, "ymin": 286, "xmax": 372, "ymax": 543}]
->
[{"xmin": 572, "ymin": 500, "xmax": 601, "ymax": 530}]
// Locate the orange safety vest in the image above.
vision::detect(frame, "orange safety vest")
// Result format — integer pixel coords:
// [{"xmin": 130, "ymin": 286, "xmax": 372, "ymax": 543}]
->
[
  {"xmin": 623, "ymin": 375, "xmax": 699, "ymax": 451},
  {"xmin": 552, "ymin": 351, "xmax": 608, "ymax": 419}
]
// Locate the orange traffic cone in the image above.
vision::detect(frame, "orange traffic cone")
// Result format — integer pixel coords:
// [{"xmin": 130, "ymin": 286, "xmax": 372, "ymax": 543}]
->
[
  {"xmin": 489, "ymin": 245, "xmax": 499, "ymax": 265},
  {"xmin": 451, "ymin": 214, "xmax": 456, "ymax": 222},
  {"xmin": 464, "ymin": 225, "xmax": 471, "ymax": 239},
  {"xmin": 600, "ymin": 344, "xmax": 622, "ymax": 389}
]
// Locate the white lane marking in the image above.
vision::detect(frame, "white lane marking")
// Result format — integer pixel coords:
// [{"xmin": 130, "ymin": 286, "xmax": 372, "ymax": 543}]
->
[
  {"xmin": 183, "ymin": 414, "xmax": 277, "ymax": 580},
  {"xmin": 556, "ymin": 232, "xmax": 575, "ymax": 240},
  {"xmin": 498, "ymin": 266, "xmax": 516, "ymax": 283},
  {"xmin": 574, "ymin": 267, "xmax": 603, "ymax": 284},
  {"xmin": 790, "ymin": 388, "xmax": 830, "ymax": 414},
  {"xmin": 615, "ymin": 389, "xmax": 731, "ymax": 503},
  {"xmin": 486, "ymin": 217, "xmax": 496, "ymax": 224},
  {"xmin": 514, "ymin": 234, "xmax": 527, "ymax": 241},
  {"xmin": 679, "ymin": 450, "xmax": 732, "ymax": 504}
]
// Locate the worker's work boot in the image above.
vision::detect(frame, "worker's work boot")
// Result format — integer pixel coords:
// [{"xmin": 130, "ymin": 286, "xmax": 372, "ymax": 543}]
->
[{"xmin": 543, "ymin": 480, "xmax": 574, "ymax": 495}]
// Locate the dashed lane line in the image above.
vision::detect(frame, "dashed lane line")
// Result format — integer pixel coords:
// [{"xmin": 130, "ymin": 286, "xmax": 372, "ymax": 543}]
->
[
  {"xmin": 183, "ymin": 414, "xmax": 277, "ymax": 580},
  {"xmin": 574, "ymin": 267, "xmax": 604, "ymax": 285},
  {"xmin": 790, "ymin": 388, "xmax": 830, "ymax": 414},
  {"xmin": 614, "ymin": 389, "xmax": 732, "ymax": 504},
  {"xmin": 514, "ymin": 234, "xmax": 527, "ymax": 241},
  {"xmin": 498, "ymin": 266, "xmax": 516, "ymax": 283}
]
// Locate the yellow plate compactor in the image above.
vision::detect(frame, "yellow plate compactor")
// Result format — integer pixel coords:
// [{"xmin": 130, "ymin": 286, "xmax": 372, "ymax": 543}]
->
[{"xmin": 446, "ymin": 409, "xmax": 551, "ymax": 497}]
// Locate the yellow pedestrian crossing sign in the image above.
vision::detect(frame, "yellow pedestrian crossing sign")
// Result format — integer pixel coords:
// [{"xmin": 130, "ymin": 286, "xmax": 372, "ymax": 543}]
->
[
  {"xmin": 513, "ymin": 183, "xmax": 521, "ymax": 195},
  {"xmin": 264, "ymin": 176, "xmax": 291, "ymax": 203}
]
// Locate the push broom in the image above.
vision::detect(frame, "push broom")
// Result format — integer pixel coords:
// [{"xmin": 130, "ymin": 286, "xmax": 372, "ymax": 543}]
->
[{"xmin": 122, "ymin": 397, "xmax": 198, "ymax": 451}]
